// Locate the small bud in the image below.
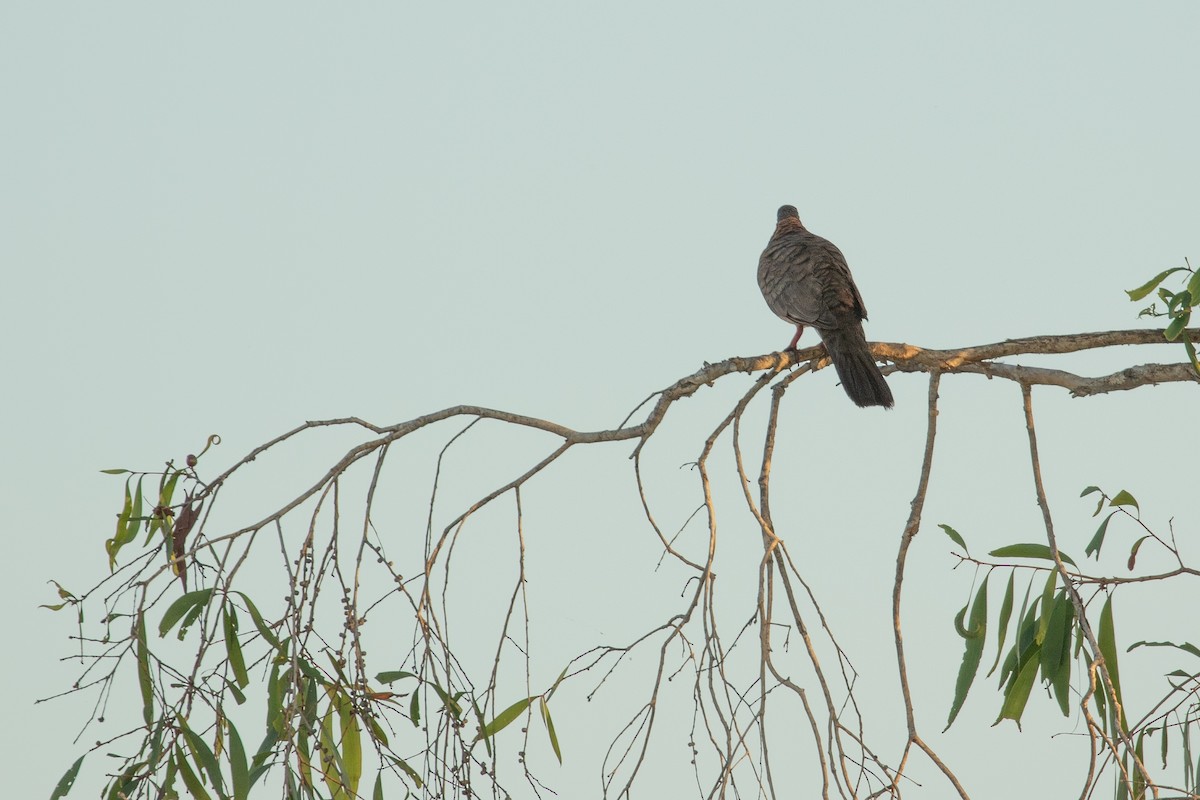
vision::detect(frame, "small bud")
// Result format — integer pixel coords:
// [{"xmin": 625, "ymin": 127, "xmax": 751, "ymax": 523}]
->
[{"xmin": 186, "ymin": 454, "xmax": 198, "ymax": 468}]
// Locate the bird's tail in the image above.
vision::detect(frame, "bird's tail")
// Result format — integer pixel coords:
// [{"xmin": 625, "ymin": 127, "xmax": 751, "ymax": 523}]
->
[{"xmin": 820, "ymin": 325, "xmax": 894, "ymax": 409}]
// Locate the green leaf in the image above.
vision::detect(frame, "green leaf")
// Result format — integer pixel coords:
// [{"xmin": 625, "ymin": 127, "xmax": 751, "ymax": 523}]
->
[
  {"xmin": 325, "ymin": 652, "xmax": 352, "ymax": 688},
  {"xmin": 177, "ymin": 603, "xmax": 205, "ymax": 641},
  {"xmin": 1085, "ymin": 512, "xmax": 1117, "ymax": 559},
  {"xmin": 1109, "ymin": 490, "xmax": 1139, "ymax": 512},
  {"xmin": 105, "ymin": 762, "xmax": 142, "ymax": 800},
  {"xmin": 989, "ymin": 543, "xmax": 1077, "ymax": 567},
  {"xmin": 477, "ymin": 696, "xmax": 534, "ymax": 740},
  {"xmin": 159, "ymin": 589, "xmax": 214, "ymax": 638},
  {"xmin": 136, "ymin": 613, "xmax": 155, "ymax": 727},
  {"xmin": 373, "ymin": 774, "xmax": 385, "ymax": 800},
  {"xmin": 1080, "ymin": 485, "xmax": 1101, "ymax": 498},
  {"xmin": 545, "ymin": 665, "xmax": 570, "ymax": 701},
  {"xmin": 469, "ymin": 695, "xmax": 493, "ymax": 758},
  {"xmin": 1128, "ymin": 535, "xmax": 1151, "ymax": 571},
  {"xmin": 50, "ymin": 755, "xmax": 85, "ymax": 800},
  {"xmin": 100, "ymin": 468, "xmax": 130, "ymax": 475},
  {"xmin": 387, "ymin": 755, "xmax": 424, "ymax": 789},
  {"xmin": 1127, "ymin": 640, "xmax": 1200, "ymax": 659},
  {"xmin": 247, "ymin": 729, "xmax": 279, "ymax": 789},
  {"xmin": 105, "ymin": 478, "xmax": 135, "ymax": 570},
  {"xmin": 365, "ymin": 714, "xmax": 389, "ymax": 748},
  {"xmin": 409, "ymin": 689, "xmax": 420, "ymax": 727},
  {"xmin": 267, "ymin": 664, "xmax": 285, "ymax": 734},
  {"xmin": 1126, "ymin": 267, "xmax": 1187, "ymax": 301},
  {"xmin": 945, "ymin": 576, "xmax": 988, "ymax": 730},
  {"xmin": 995, "ymin": 653, "xmax": 1041, "ymax": 729},
  {"xmin": 224, "ymin": 608, "xmax": 249, "ymax": 689},
  {"xmin": 174, "ymin": 746, "xmax": 212, "ymax": 800},
  {"xmin": 952, "ymin": 603, "xmax": 971, "ymax": 638},
  {"xmin": 159, "ymin": 469, "xmax": 182, "ymax": 511},
  {"xmin": 231, "ymin": 592, "xmax": 281, "ymax": 650},
  {"xmin": 939, "ymin": 524, "xmax": 968, "ymax": 552},
  {"xmin": 1167, "ymin": 289, "xmax": 1192, "ymax": 313},
  {"xmin": 1040, "ymin": 591, "xmax": 1075, "ymax": 716},
  {"xmin": 1098, "ymin": 595, "xmax": 1128, "ymax": 733},
  {"xmin": 429, "ymin": 683, "xmax": 462, "ymax": 720},
  {"xmin": 987, "ymin": 572, "xmax": 1015, "ymax": 677},
  {"xmin": 226, "ymin": 719, "xmax": 250, "ymax": 800},
  {"xmin": 1036, "ymin": 569, "xmax": 1057, "ymax": 646},
  {"xmin": 375, "ymin": 670, "xmax": 417, "ymax": 685},
  {"xmin": 1133, "ymin": 733, "xmax": 1147, "ymax": 799},
  {"xmin": 999, "ymin": 583, "xmax": 1038, "ymax": 689},
  {"xmin": 319, "ymin": 698, "xmax": 347, "ymax": 800},
  {"xmin": 179, "ymin": 718, "xmax": 225, "ymax": 796},
  {"xmin": 1183, "ymin": 335, "xmax": 1200, "ymax": 376},
  {"xmin": 337, "ymin": 692, "xmax": 362, "ymax": 797},
  {"xmin": 540, "ymin": 697, "xmax": 563, "ymax": 763},
  {"xmin": 1187, "ymin": 270, "xmax": 1200, "ymax": 305},
  {"xmin": 1165, "ymin": 313, "xmax": 1190, "ymax": 341}
]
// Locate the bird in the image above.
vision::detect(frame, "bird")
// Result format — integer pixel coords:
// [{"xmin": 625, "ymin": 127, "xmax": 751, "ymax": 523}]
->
[{"xmin": 757, "ymin": 205, "xmax": 894, "ymax": 408}]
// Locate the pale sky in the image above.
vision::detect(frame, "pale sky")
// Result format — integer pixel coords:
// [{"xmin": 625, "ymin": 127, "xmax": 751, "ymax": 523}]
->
[{"xmin": 4, "ymin": 4, "xmax": 1199, "ymax": 799}]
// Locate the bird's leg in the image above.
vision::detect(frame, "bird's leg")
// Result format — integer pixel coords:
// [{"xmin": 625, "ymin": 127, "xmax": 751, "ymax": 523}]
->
[{"xmin": 786, "ymin": 324, "xmax": 805, "ymax": 351}]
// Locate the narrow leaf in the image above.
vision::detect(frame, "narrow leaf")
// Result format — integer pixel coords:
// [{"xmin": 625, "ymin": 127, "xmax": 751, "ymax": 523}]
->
[
  {"xmin": 1085, "ymin": 512, "xmax": 1117, "ymax": 559},
  {"xmin": 987, "ymin": 572, "xmax": 1015, "ymax": 677},
  {"xmin": 952, "ymin": 603, "xmax": 971, "ymax": 638},
  {"xmin": 318, "ymin": 700, "xmax": 347, "ymax": 800},
  {"xmin": 1128, "ymin": 640, "xmax": 1200, "ymax": 659},
  {"xmin": 945, "ymin": 576, "xmax": 988, "ymax": 730},
  {"xmin": 159, "ymin": 589, "xmax": 214, "ymax": 638},
  {"xmin": 174, "ymin": 746, "xmax": 212, "ymax": 800},
  {"xmin": 1126, "ymin": 267, "xmax": 1186, "ymax": 301},
  {"xmin": 1165, "ymin": 312, "xmax": 1190, "ymax": 342},
  {"xmin": 338, "ymin": 692, "xmax": 362, "ymax": 796},
  {"xmin": 224, "ymin": 608, "xmax": 249, "ymax": 689},
  {"xmin": 226, "ymin": 719, "xmax": 250, "ymax": 800},
  {"xmin": 232, "ymin": 591, "xmax": 281, "ymax": 650},
  {"xmin": 136, "ymin": 613, "xmax": 155, "ymax": 726},
  {"xmin": 375, "ymin": 670, "xmax": 417, "ymax": 685},
  {"xmin": 1098, "ymin": 595, "xmax": 1128, "ymax": 733},
  {"xmin": 387, "ymin": 755, "xmax": 424, "ymax": 789},
  {"xmin": 50, "ymin": 755, "xmax": 85, "ymax": 800},
  {"xmin": 1036, "ymin": 569, "xmax": 1057, "ymax": 646},
  {"xmin": 1183, "ymin": 335, "xmax": 1200, "ymax": 376},
  {"xmin": 1133, "ymin": 733, "xmax": 1147, "ymax": 799},
  {"xmin": 478, "ymin": 696, "xmax": 534, "ymax": 740},
  {"xmin": 995, "ymin": 654, "xmax": 1041, "ymax": 729},
  {"xmin": 1042, "ymin": 592, "xmax": 1075, "ymax": 716},
  {"xmin": 179, "ymin": 719, "xmax": 225, "ymax": 795},
  {"xmin": 1127, "ymin": 535, "xmax": 1151, "ymax": 571},
  {"xmin": 539, "ymin": 697, "xmax": 563, "ymax": 763},
  {"xmin": 429, "ymin": 683, "xmax": 462, "ymax": 719},
  {"xmin": 939, "ymin": 523, "xmax": 968, "ymax": 552},
  {"xmin": 989, "ymin": 543, "xmax": 1077, "ymax": 567}
]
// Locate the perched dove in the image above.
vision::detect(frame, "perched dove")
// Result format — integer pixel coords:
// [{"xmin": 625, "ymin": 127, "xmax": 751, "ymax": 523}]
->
[{"xmin": 758, "ymin": 205, "xmax": 894, "ymax": 408}]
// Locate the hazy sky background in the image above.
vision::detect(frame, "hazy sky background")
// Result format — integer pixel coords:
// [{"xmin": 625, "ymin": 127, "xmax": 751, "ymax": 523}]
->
[{"xmin": 4, "ymin": 4, "xmax": 1199, "ymax": 799}]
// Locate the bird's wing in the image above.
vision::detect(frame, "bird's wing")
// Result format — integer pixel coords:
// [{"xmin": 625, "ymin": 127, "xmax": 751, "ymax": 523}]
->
[{"xmin": 759, "ymin": 236, "xmax": 863, "ymax": 328}]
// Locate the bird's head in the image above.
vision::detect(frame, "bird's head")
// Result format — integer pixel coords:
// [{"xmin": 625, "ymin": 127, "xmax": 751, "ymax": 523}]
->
[{"xmin": 776, "ymin": 205, "xmax": 801, "ymax": 224}]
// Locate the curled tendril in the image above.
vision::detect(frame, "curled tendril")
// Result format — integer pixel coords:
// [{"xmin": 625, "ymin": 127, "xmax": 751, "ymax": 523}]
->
[{"xmin": 197, "ymin": 434, "xmax": 221, "ymax": 459}]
